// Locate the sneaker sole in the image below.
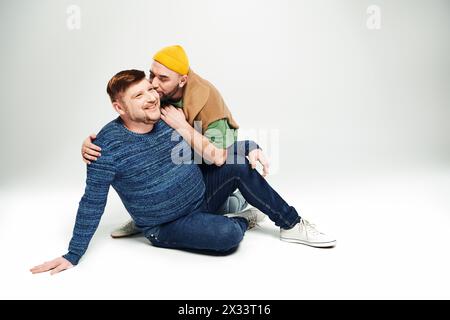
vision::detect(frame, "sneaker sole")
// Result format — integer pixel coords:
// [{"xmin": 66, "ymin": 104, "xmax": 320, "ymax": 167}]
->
[
  {"xmin": 110, "ymin": 231, "xmax": 141, "ymax": 238},
  {"xmin": 280, "ymin": 236, "xmax": 336, "ymax": 248}
]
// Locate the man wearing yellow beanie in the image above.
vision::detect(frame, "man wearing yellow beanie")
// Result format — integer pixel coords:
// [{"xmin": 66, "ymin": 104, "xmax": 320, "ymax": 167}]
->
[
  {"xmin": 83, "ymin": 45, "xmax": 240, "ymax": 158},
  {"xmin": 152, "ymin": 45, "xmax": 190, "ymax": 76},
  {"xmin": 150, "ymin": 45, "xmax": 239, "ymax": 151},
  {"xmin": 81, "ymin": 45, "xmax": 267, "ymax": 238}
]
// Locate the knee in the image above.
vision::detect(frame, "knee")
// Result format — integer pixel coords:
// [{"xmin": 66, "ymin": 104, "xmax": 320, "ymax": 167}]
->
[
  {"xmin": 231, "ymin": 159, "xmax": 254, "ymax": 179},
  {"xmin": 215, "ymin": 223, "xmax": 244, "ymax": 252}
]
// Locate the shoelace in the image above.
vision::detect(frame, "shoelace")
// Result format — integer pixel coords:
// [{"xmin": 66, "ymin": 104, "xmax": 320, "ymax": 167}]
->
[
  {"xmin": 299, "ymin": 219, "xmax": 322, "ymax": 239},
  {"xmin": 247, "ymin": 210, "xmax": 264, "ymax": 229},
  {"xmin": 227, "ymin": 209, "xmax": 263, "ymax": 229},
  {"xmin": 248, "ymin": 214, "xmax": 258, "ymax": 228}
]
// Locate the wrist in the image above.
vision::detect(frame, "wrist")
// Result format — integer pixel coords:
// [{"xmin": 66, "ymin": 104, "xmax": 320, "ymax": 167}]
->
[{"xmin": 177, "ymin": 120, "xmax": 191, "ymax": 132}]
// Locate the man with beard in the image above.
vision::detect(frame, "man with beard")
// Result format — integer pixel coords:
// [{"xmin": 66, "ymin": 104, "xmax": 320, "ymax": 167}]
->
[
  {"xmin": 31, "ymin": 70, "xmax": 335, "ymax": 275},
  {"xmin": 82, "ymin": 45, "xmax": 262, "ymax": 238}
]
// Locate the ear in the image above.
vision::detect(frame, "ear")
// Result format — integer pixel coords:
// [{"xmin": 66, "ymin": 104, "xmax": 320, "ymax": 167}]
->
[
  {"xmin": 179, "ymin": 75, "xmax": 188, "ymax": 88},
  {"xmin": 112, "ymin": 101, "xmax": 126, "ymax": 115}
]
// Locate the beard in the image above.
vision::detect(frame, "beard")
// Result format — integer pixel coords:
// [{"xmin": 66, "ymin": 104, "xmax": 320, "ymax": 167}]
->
[{"xmin": 160, "ymin": 85, "xmax": 182, "ymax": 105}]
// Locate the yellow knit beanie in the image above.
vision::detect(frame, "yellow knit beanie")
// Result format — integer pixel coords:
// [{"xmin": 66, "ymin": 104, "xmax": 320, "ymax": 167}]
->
[{"xmin": 153, "ymin": 45, "xmax": 189, "ymax": 75}]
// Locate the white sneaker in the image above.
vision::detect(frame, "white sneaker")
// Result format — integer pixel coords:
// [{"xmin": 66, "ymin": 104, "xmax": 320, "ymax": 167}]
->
[
  {"xmin": 225, "ymin": 207, "xmax": 266, "ymax": 229},
  {"xmin": 280, "ymin": 219, "xmax": 336, "ymax": 248},
  {"xmin": 110, "ymin": 219, "xmax": 141, "ymax": 238}
]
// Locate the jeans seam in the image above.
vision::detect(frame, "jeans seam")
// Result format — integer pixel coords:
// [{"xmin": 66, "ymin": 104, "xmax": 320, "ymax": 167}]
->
[
  {"xmin": 152, "ymin": 237, "xmax": 177, "ymax": 246},
  {"xmin": 206, "ymin": 177, "xmax": 238, "ymax": 204}
]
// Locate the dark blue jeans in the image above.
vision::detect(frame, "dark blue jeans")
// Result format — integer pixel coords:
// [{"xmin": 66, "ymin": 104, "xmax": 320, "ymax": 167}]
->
[{"xmin": 147, "ymin": 156, "xmax": 300, "ymax": 254}]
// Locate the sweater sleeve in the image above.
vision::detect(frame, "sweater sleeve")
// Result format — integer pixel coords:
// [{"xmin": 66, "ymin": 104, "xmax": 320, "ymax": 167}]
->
[{"xmin": 63, "ymin": 153, "xmax": 116, "ymax": 265}]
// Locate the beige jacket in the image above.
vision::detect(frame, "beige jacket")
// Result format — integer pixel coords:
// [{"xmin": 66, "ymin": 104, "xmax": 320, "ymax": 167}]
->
[{"xmin": 182, "ymin": 70, "xmax": 239, "ymax": 132}]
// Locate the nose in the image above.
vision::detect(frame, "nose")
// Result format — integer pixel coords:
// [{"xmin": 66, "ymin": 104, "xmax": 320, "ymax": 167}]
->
[
  {"xmin": 147, "ymin": 90, "xmax": 157, "ymax": 103},
  {"xmin": 151, "ymin": 76, "xmax": 160, "ymax": 89}
]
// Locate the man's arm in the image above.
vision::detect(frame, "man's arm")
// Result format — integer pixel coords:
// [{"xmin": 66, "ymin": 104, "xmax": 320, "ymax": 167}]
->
[
  {"xmin": 30, "ymin": 150, "xmax": 116, "ymax": 275},
  {"xmin": 64, "ymin": 152, "xmax": 116, "ymax": 265},
  {"xmin": 161, "ymin": 106, "xmax": 269, "ymax": 174},
  {"xmin": 81, "ymin": 116, "xmax": 235, "ymax": 164},
  {"xmin": 79, "ymin": 119, "xmax": 234, "ymax": 164},
  {"xmin": 161, "ymin": 105, "xmax": 228, "ymax": 166}
]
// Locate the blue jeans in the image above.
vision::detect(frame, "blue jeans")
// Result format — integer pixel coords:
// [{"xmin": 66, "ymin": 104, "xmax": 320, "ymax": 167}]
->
[
  {"xmin": 147, "ymin": 211, "xmax": 248, "ymax": 253},
  {"xmin": 201, "ymin": 156, "xmax": 301, "ymax": 228},
  {"xmin": 147, "ymin": 156, "xmax": 300, "ymax": 254}
]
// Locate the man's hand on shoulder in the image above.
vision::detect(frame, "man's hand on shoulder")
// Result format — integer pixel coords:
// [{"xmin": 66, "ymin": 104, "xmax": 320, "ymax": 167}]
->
[
  {"xmin": 81, "ymin": 133, "xmax": 102, "ymax": 164},
  {"xmin": 160, "ymin": 105, "xmax": 189, "ymax": 131}
]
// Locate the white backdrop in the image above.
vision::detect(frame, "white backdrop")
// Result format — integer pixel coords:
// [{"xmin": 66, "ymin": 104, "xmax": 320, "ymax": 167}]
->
[
  {"xmin": 1, "ymin": 0, "xmax": 449, "ymax": 299},
  {"xmin": 1, "ymin": 0, "xmax": 449, "ymax": 187}
]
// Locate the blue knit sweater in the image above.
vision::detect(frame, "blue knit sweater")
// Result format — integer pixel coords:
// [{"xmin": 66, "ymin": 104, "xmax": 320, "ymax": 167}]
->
[{"xmin": 63, "ymin": 118, "xmax": 206, "ymax": 265}]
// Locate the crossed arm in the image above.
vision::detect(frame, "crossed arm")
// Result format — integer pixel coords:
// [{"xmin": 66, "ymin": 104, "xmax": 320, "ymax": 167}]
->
[{"xmin": 81, "ymin": 106, "xmax": 269, "ymax": 176}]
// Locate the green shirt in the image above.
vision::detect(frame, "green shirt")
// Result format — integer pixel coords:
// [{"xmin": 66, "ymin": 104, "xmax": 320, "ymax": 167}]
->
[{"xmin": 171, "ymin": 99, "xmax": 238, "ymax": 149}]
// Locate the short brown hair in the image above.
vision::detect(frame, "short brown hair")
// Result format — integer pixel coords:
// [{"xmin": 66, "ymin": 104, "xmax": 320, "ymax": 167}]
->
[{"xmin": 106, "ymin": 69, "xmax": 146, "ymax": 102}]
